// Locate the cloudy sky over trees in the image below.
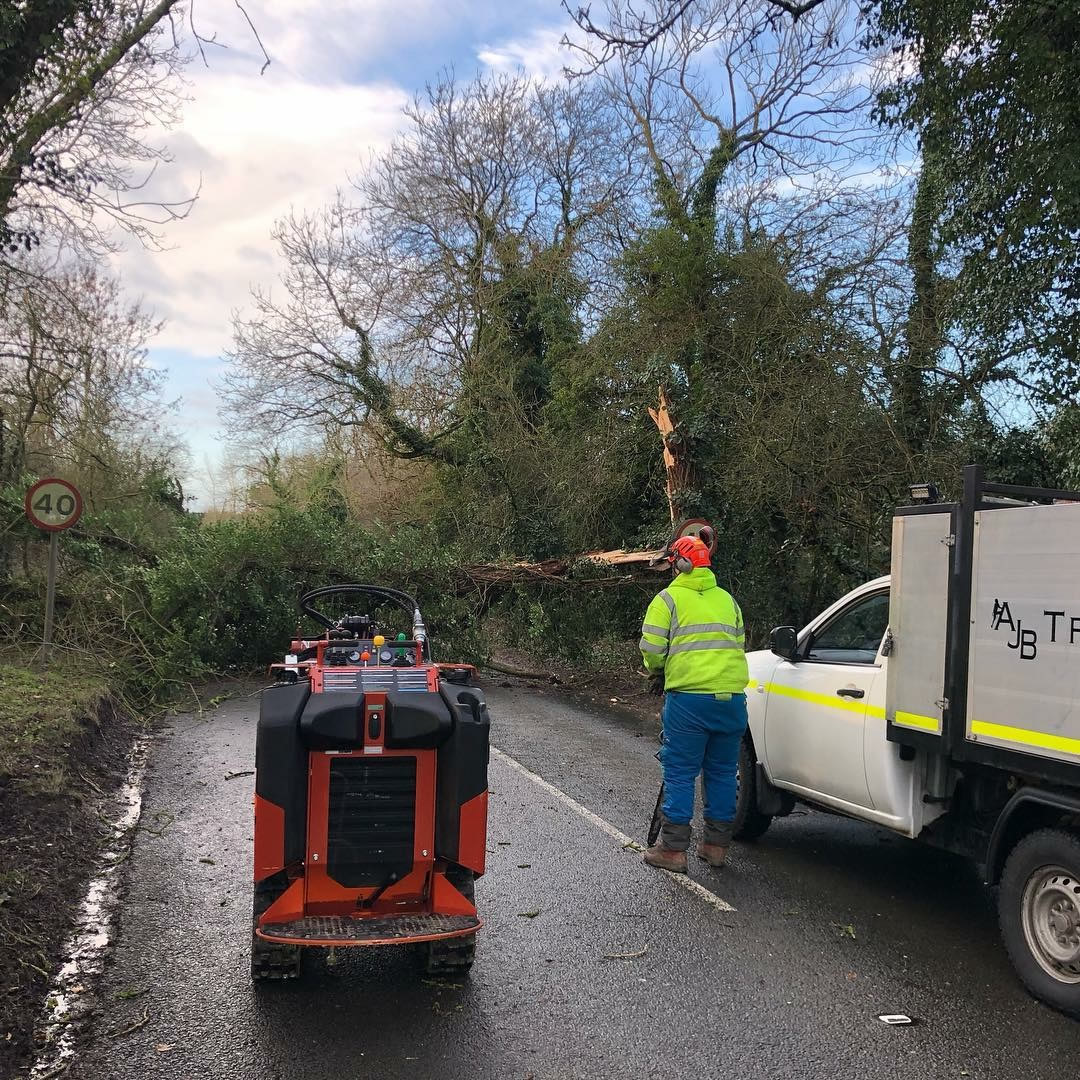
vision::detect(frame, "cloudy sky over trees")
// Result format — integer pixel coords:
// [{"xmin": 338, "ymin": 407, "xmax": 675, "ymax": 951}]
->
[{"xmin": 113, "ymin": 1, "xmax": 575, "ymax": 495}]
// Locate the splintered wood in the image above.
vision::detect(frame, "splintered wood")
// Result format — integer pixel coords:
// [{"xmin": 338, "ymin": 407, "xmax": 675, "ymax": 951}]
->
[
  {"xmin": 461, "ymin": 547, "xmax": 663, "ymax": 588},
  {"xmin": 648, "ymin": 385, "xmax": 688, "ymax": 526}
]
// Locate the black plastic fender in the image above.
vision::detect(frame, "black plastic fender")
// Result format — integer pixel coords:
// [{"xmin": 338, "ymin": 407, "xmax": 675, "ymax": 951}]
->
[
  {"xmin": 984, "ymin": 786, "xmax": 1080, "ymax": 884},
  {"xmin": 256, "ymin": 681, "xmax": 311, "ymax": 870}
]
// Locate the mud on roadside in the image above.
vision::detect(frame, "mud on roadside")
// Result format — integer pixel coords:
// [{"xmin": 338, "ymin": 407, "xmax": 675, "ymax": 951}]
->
[{"xmin": 0, "ymin": 693, "xmax": 141, "ymax": 1080}]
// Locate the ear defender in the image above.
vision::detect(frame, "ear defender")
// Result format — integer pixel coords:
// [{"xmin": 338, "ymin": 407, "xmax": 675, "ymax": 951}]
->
[{"xmin": 668, "ymin": 535, "xmax": 711, "ymax": 574}]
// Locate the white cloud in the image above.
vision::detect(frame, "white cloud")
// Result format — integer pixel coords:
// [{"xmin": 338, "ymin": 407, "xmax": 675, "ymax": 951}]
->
[
  {"xmin": 190, "ymin": 0, "xmax": 459, "ymax": 81},
  {"xmin": 111, "ymin": 69, "xmax": 408, "ymax": 354},
  {"xmin": 477, "ymin": 25, "xmax": 576, "ymax": 80}
]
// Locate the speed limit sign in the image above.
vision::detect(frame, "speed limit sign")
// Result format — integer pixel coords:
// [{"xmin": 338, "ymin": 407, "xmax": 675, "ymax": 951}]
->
[
  {"xmin": 25, "ymin": 477, "xmax": 83, "ymax": 532},
  {"xmin": 25, "ymin": 477, "xmax": 83, "ymax": 668}
]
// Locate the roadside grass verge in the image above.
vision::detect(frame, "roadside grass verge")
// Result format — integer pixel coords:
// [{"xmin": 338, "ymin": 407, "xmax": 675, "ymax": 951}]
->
[{"xmin": 0, "ymin": 660, "xmax": 112, "ymax": 795}]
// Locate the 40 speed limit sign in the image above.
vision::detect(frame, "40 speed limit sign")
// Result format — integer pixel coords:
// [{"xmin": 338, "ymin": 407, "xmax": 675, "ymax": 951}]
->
[
  {"xmin": 25, "ymin": 477, "xmax": 83, "ymax": 667},
  {"xmin": 25, "ymin": 477, "xmax": 83, "ymax": 532}
]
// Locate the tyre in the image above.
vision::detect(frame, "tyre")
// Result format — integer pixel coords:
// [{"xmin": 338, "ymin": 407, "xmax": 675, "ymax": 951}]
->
[
  {"xmin": 998, "ymin": 828, "xmax": 1080, "ymax": 1018},
  {"xmin": 732, "ymin": 735, "xmax": 773, "ymax": 842},
  {"xmin": 251, "ymin": 877, "xmax": 302, "ymax": 982},
  {"xmin": 421, "ymin": 870, "xmax": 476, "ymax": 977}
]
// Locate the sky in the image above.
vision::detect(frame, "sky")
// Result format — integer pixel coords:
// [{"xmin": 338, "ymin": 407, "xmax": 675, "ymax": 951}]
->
[{"xmin": 112, "ymin": 0, "xmax": 578, "ymax": 508}]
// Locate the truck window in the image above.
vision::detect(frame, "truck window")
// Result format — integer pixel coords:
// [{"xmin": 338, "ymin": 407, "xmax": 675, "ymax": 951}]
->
[{"xmin": 805, "ymin": 592, "xmax": 889, "ymax": 665}]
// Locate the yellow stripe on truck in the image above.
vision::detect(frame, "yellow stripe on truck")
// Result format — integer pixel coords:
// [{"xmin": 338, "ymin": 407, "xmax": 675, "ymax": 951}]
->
[
  {"xmin": 751, "ymin": 681, "xmax": 938, "ymax": 733},
  {"xmin": 970, "ymin": 719, "xmax": 1080, "ymax": 759},
  {"xmin": 894, "ymin": 710, "xmax": 941, "ymax": 733},
  {"xmin": 762, "ymin": 681, "xmax": 886, "ymax": 719}
]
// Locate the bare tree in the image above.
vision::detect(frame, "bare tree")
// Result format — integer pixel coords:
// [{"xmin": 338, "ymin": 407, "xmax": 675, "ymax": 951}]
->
[
  {"xmin": 0, "ymin": 1, "xmax": 270, "ymax": 262},
  {"xmin": 225, "ymin": 73, "xmax": 638, "ymax": 459},
  {"xmin": 0, "ymin": 262, "xmax": 166, "ymax": 484},
  {"xmin": 567, "ymin": 0, "xmax": 882, "ymax": 216},
  {"xmin": 564, "ymin": 0, "xmax": 830, "ymax": 64}
]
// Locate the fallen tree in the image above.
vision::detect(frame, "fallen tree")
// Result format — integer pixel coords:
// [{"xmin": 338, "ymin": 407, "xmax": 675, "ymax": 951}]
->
[{"xmin": 460, "ymin": 547, "xmax": 665, "ymax": 588}]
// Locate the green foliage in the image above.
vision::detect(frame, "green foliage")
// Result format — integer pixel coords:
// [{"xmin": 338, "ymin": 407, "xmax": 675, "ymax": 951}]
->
[
  {"xmin": 141, "ymin": 503, "xmax": 485, "ymax": 685},
  {"xmin": 497, "ymin": 563, "xmax": 656, "ymax": 665},
  {"xmin": 437, "ymin": 243, "xmax": 606, "ymax": 560},
  {"xmin": 4, "ymin": 476, "xmax": 488, "ymax": 700},
  {"xmin": 870, "ymin": 0, "xmax": 1080, "ymax": 396},
  {"xmin": 548, "ymin": 162, "xmax": 912, "ymax": 635}
]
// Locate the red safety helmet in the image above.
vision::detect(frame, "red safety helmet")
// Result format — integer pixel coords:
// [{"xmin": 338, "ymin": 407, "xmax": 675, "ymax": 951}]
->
[{"xmin": 668, "ymin": 535, "xmax": 711, "ymax": 573}]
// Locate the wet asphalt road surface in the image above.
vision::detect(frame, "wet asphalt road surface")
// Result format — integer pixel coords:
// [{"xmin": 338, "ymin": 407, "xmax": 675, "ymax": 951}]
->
[{"xmin": 63, "ymin": 684, "xmax": 1080, "ymax": 1080}]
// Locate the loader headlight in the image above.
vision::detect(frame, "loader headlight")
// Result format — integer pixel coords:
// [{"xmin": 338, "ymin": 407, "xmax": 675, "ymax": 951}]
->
[{"xmin": 909, "ymin": 482, "xmax": 939, "ymax": 504}]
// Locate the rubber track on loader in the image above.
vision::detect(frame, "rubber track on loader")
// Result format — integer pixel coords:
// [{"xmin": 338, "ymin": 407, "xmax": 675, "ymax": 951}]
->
[
  {"xmin": 259, "ymin": 913, "xmax": 480, "ymax": 944},
  {"xmin": 252, "ymin": 878, "xmax": 302, "ymax": 981},
  {"xmin": 423, "ymin": 930, "xmax": 476, "ymax": 976}
]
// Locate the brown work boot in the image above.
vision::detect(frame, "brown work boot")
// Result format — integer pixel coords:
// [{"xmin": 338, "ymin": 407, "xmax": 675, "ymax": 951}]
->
[
  {"xmin": 643, "ymin": 844, "xmax": 688, "ymax": 873},
  {"xmin": 697, "ymin": 842, "xmax": 728, "ymax": 867}
]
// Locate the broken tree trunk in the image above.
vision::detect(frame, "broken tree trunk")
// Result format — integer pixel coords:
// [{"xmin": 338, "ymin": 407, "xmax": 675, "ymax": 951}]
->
[
  {"xmin": 460, "ymin": 548, "xmax": 666, "ymax": 588},
  {"xmin": 648, "ymin": 385, "xmax": 694, "ymax": 525}
]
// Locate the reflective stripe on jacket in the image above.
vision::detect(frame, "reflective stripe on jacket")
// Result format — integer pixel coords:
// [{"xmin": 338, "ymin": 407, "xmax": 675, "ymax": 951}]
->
[{"xmin": 639, "ymin": 567, "xmax": 749, "ymax": 694}]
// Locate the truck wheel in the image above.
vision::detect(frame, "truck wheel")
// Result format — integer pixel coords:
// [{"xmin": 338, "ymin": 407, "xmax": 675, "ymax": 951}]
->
[
  {"xmin": 251, "ymin": 877, "xmax": 302, "ymax": 982},
  {"xmin": 422, "ymin": 871, "xmax": 476, "ymax": 977},
  {"xmin": 732, "ymin": 735, "xmax": 772, "ymax": 842},
  {"xmin": 998, "ymin": 828, "xmax": 1080, "ymax": 1017}
]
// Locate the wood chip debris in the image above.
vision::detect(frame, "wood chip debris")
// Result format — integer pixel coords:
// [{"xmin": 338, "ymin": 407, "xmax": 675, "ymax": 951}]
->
[
  {"xmin": 107, "ymin": 1004, "xmax": 150, "ymax": 1039},
  {"xmin": 603, "ymin": 944, "xmax": 649, "ymax": 960}
]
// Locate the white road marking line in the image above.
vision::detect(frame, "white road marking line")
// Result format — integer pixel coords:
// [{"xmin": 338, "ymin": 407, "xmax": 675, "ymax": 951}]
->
[
  {"xmin": 30, "ymin": 735, "xmax": 151, "ymax": 1080},
  {"xmin": 490, "ymin": 746, "xmax": 736, "ymax": 914}
]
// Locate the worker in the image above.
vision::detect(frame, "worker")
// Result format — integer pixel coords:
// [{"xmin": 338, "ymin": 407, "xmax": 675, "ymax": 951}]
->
[{"xmin": 639, "ymin": 534, "xmax": 749, "ymax": 873}]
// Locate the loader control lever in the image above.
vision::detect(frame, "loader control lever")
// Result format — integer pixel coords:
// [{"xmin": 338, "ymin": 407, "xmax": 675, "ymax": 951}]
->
[{"xmin": 298, "ymin": 584, "xmax": 431, "ymax": 661}]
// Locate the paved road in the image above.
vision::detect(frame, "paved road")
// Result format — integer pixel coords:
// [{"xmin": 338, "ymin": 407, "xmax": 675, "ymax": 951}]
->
[{"xmin": 63, "ymin": 684, "xmax": 1080, "ymax": 1080}]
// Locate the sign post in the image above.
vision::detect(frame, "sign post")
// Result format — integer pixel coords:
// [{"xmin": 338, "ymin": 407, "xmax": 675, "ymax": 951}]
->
[{"xmin": 24, "ymin": 478, "xmax": 84, "ymax": 668}]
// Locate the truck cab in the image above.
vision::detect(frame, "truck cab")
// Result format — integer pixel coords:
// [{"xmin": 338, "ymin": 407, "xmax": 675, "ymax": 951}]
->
[
  {"xmin": 745, "ymin": 574, "xmax": 947, "ymax": 839},
  {"xmin": 736, "ymin": 467, "xmax": 1080, "ymax": 1018}
]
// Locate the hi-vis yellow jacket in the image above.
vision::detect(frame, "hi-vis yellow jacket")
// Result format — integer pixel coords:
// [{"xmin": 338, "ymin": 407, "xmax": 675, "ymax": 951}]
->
[{"xmin": 639, "ymin": 567, "xmax": 749, "ymax": 694}]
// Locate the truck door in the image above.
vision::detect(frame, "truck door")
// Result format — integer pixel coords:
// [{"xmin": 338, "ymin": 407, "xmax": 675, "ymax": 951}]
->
[{"xmin": 763, "ymin": 590, "xmax": 889, "ymax": 811}]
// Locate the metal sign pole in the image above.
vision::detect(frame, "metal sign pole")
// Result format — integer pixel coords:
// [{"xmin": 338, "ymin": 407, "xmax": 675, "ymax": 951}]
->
[{"xmin": 42, "ymin": 531, "xmax": 59, "ymax": 668}]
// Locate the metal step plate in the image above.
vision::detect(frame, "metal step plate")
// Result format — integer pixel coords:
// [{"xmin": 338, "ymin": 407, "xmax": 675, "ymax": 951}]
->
[{"xmin": 257, "ymin": 913, "xmax": 480, "ymax": 946}]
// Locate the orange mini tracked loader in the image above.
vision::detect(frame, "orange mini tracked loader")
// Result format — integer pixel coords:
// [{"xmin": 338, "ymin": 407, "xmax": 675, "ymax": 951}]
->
[{"xmin": 251, "ymin": 584, "xmax": 489, "ymax": 980}]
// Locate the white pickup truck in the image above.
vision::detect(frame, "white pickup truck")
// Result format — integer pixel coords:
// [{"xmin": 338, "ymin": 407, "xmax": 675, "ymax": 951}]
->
[{"xmin": 732, "ymin": 466, "xmax": 1080, "ymax": 1018}]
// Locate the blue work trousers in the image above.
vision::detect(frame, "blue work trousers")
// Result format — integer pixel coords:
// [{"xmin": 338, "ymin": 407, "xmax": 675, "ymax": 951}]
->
[{"xmin": 660, "ymin": 690, "xmax": 748, "ymax": 836}]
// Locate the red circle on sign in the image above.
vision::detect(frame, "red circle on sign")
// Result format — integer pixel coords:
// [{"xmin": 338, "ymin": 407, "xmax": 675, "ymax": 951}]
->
[{"xmin": 25, "ymin": 477, "xmax": 84, "ymax": 532}]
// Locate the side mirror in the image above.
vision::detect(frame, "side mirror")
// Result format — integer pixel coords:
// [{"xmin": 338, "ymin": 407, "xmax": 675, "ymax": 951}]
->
[{"xmin": 770, "ymin": 626, "xmax": 799, "ymax": 661}]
